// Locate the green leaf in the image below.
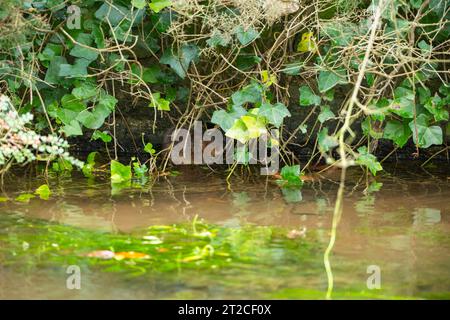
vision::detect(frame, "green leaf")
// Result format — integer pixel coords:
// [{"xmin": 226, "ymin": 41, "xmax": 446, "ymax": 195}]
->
[
  {"xmin": 318, "ymin": 127, "xmax": 338, "ymax": 153},
  {"xmin": 72, "ymin": 82, "xmax": 97, "ymax": 100},
  {"xmin": 44, "ymin": 56, "xmax": 67, "ymax": 84},
  {"xmin": 98, "ymin": 93, "xmax": 118, "ymax": 111},
  {"xmin": 62, "ymin": 120, "xmax": 83, "ymax": 136},
  {"xmin": 149, "ymin": 92, "xmax": 170, "ymax": 111},
  {"xmin": 142, "ymin": 66, "xmax": 161, "ymax": 84},
  {"xmin": 144, "ymin": 143, "xmax": 156, "ymax": 155},
  {"xmin": 356, "ymin": 146, "xmax": 383, "ymax": 176},
  {"xmin": 277, "ymin": 165, "xmax": 303, "ymax": 187},
  {"xmin": 35, "ymin": 184, "xmax": 51, "ymax": 200},
  {"xmin": 424, "ymin": 94, "xmax": 449, "ymax": 122},
  {"xmin": 58, "ymin": 58, "xmax": 90, "ymax": 77},
  {"xmin": 15, "ymin": 193, "xmax": 35, "ymax": 203},
  {"xmin": 58, "ymin": 94, "xmax": 86, "ymax": 125},
  {"xmin": 299, "ymin": 86, "xmax": 321, "ymax": 106},
  {"xmin": 389, "ymin": 86, "xmax": 415, "ymax": 118},
  {"xmin": 225, "ymin": 116, "xmax": 266, "ymax": 144},
  {"xmin": 241, "ymin": 115, "xmax": 267, "ymax": 140},
  {"xmin": 211, "ymin": 105, "xmax": 247, "ymax": 131},
  {"xmin": 38, "ymin": 44, "xmax": 63, "ymax": 63},
  {"xmin": 77, "ymin": 110, "xmax": 104, "ymax": 129},
  {"xmin": 235, "ymin": 55, "xmax": 261, "ymax": 71},
  {"xmin": 259, "ymin": 102, "xmax": 291, "ymax": 128},
  {"xmin": 95, "ymin": 3, "xmax": 131, "ymax": 26},
  {"xmin": 149, "ymin": 0, "xmax": 171, "ymax": 13},
  {"xmin": 92, "ymin": 130, "xmax": 112, "ymax": 143},
  {"xmin": 69, "ymin": 34, "xmax": 98, "ymax": 62},
  {"xmin": 323, "ymin": 89, "xmax": 335, "ymax": 102},
  {"xmin": 318, "ymin": 70, "xmax": 347, "ymax": 93},
  {"xmin": 207, "ymin": 32, "xmax": 230, "ymax": 48},
  {"xmin": 133, "ymin": 162, "xmax": 148, "ymax": 178},
  {"xmin": 409, "ymin": 114, "xmax": 443, "ymax": 148},
  {"xmin": 318, "ymin": 105, "xmax": 335, "ymax": 123},
  {"xmin": 235, "ymin": 26, "xmax": 259, "ymax": 46},
  {"xmin": 111, "ymin": 160, "xmax": 132, "ymax": 184},
  {"xmin": 231, "ymin": 82, "xmax": 263, "ymax": 107},
  {"xmin": 383, "ymin": 120, "xmax": 411, "ymax": 147},
  {"xmin": 160, "ymin": 44, "xmax": 199, "ymax": 79},
  {"xmin": 132, "ymin": 0, "xmax": 147, "ymax": 9}
]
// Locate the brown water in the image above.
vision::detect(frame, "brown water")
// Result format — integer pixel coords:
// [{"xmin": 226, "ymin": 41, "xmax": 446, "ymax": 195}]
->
[{"xmin": 0, "ymin": 164, "xmax": 449, "ymax": 299}]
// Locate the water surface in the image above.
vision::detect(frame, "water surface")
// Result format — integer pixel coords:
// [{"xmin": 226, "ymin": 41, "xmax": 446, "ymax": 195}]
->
[{"xmin": 0, "ymin": 164, "xmax": 449, "ymax": 299}]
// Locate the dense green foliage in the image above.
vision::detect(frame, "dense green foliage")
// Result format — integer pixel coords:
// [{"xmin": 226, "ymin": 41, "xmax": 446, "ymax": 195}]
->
[{"xmin": 0, "ymin": 0, "xmax": 449, "ymax": 181}]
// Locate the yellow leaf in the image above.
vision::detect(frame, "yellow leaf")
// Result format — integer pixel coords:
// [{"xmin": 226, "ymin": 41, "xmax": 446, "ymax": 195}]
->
[
  {"xmin": 114, "ymin": 251, "xmax": 150, "ymax": 260},
  {"xmin": 297, "ymin": 32, "xmax": 317, "ymax": 53},
  {"xmin": 261, "ymin": 70, "xmax": 277, "ymax": 87}
]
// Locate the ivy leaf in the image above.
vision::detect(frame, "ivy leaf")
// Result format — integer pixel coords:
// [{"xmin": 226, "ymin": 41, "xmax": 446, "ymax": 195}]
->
[
  {"xmin": 235, "ymin": 55, "xmax": 261, "ymax": 71},
  {"xmin": 149, "ymin": 92, "xmax": 170, "ymax": 111},
  {"xmin": 383, "ymin": 120, "xmax": 411, "ymax": 147},
  {"xmin": 318, "ymin": 127, "xmax": 338, "ymax": 153},
  {"xmin": 44, "ymin": 56, "xmax": 67, "ymax": 84},
  {"xmin": 318, "ymin": 70, "xmax": 347, "ymax": 93},
  {"xmin": 58, "ymin": 58, "xmax": 90, "ymax": 77},
  {"xmin": 110, "ymin": 160, "xmax": 132, "ymax": 184},
  {"xmin": 160, "ymin": 44, "xmax": 199, "ymax": 79},
  {"xmin": 92, "ymin": 130, "xmax": 112, "ymax": 143},
  {"xmin": 207, "ymin": 32, "xmax": 230, "ymax": 48},
  {"xmin": 318, "ymin": 105, "xmax": 335, "ymax": 123},
  {"xmin": 142, "ymin": 66, "xmax": 162, "ymax": 84},
  {"xmin": 409, "ymin": 114, "xmax": 443, "ymax": 148},
  {"xmin": 277, "ymin": 165, "xmax": 303, "ymax": 187},
  {"xmin": 231, "ymin": 82, "xmax": 264, "ymax": 107},
  {"xmin": 259, "ymin": 102, "xmax": 291, "ymax": 128},
  {"xmin": 149, "ymin": 0, "xmax": 171, "ymax": 13},
  {"xmin": 95, "ymin": 3, "xmax": 131, "ymax": 26},
  {"xmin": 225, "ymin": 118, "xmax": 249, "ymax": 144},
  {"xmin": 297, "ymin": 32, "xmax": 317, "ymax": 53},
  {"xmin": 132, "ymin": 0, "xmax": 147, "ymax": 9},
  {"xmin": 235, "ymin": 26, "xmax": 259, "ymax": 46},
  {"xmin": 299, "ymin": 86, "xmax": 321, "ymax": 106},
  {"xmin": 240, "ymin": 115, "xmax": 267, "ymax": 139},
  {"xmin": 225, "ymin": 115, "xmax": 266, "ymax": 144},
  {"xmin": 72, "ymin": 82, "xmax": 97, "ymax": 100},
  {"xmin": 77, "ymin": 110, "xmax": 104, "ymax": 130},
  {"xmin": 389, "ymin": 86, "xmax": 415, "ymax": 118},
  {"xmin": 323, "ymin": 89, "xmax": 335, "ymax": 102},
  {"xmin": 58, "ymin": 94, "xmax": 86, "ymax": 125},
  {"xmin": 356, "ymin": 146, "xmax": 382, "ymax": 176},
  {"xmin": 62, "ymin": 120, "xmax": 83, "ymax": 137},
  {"xmin": 424, "ymin": 94, "xmax": 449, "ymax": 122},
  {"xmin": 211, "ymin": 105, "xmax": 247, "ymax": 131},
  {"xmin": 144, "ymin": 143, "xmax": 156, "ymax": 155},
  {"xmin": 77, "ymin": 103, "xmax": 112, "ymax": 130},
  {"xmin": 35, "ymin": 184, "xmax": 51, "ymax": 200},
  {"xmin": 70, "ymin": 34, "xmax": 98, "ymax": 62},
  {"xmin": 98, "ymin": 93, "xmax": 117, "ymax": 111}
]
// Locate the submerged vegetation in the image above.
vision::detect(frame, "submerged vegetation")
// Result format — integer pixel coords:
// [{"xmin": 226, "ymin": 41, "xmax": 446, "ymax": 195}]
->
[{"xmin": 0, "ymin": 0, "xmax": 448, "ymax": 181}]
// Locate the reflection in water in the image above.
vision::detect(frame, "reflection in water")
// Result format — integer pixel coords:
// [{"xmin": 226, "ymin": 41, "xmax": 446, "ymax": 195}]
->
[
  {"xmin": 324, "ymin": 168, "xmax": 346, "ymax": 300},
  {"xmin": 0, "ymin": 165, "xmax": 449, "ymax": 299}
]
